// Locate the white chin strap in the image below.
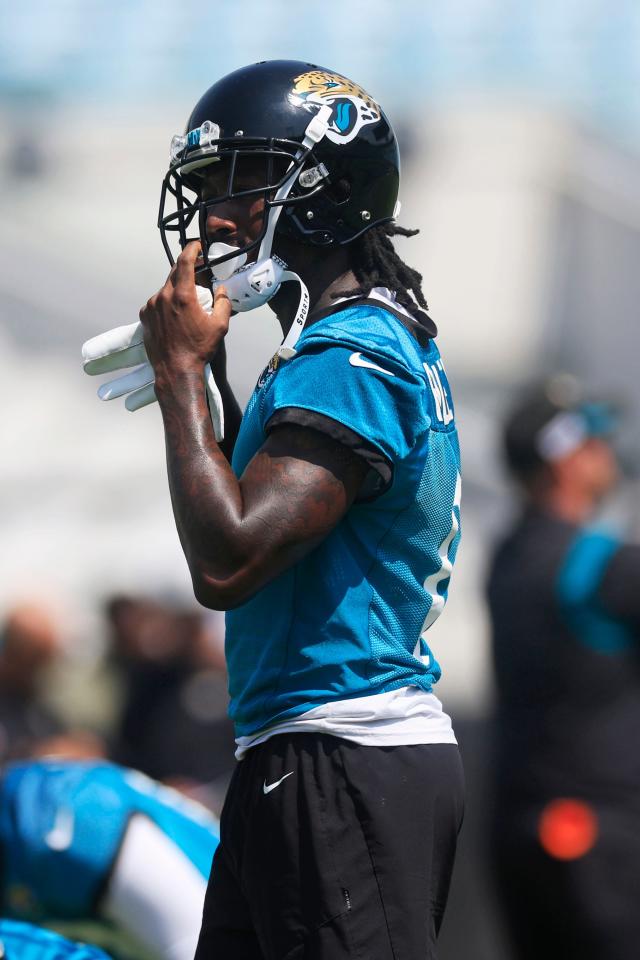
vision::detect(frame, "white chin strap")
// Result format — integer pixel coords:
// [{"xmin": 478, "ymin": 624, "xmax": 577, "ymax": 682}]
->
[{"xmin": 207, "ymin": 104, "xmax": 332, "ymax": 358}]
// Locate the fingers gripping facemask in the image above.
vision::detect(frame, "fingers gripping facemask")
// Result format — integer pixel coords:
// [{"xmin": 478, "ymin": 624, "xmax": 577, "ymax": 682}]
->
[{"xmin": 207, "ymin": 105, "xmax": 331, "ymax": 359}]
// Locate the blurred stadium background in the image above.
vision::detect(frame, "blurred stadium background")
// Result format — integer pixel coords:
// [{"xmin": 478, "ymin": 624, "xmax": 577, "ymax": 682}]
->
[{"xmin": 1, "ymin": 2, "xmax": 640, "ymax": 957}]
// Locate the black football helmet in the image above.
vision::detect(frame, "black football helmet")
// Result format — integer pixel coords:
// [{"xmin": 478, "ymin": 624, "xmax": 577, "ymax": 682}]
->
[{"xmin": 158, "ymin": 59, "xmax": 400, "ymax": 279}]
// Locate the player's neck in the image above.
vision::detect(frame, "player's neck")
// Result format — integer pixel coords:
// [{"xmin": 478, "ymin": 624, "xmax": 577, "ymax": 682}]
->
[{"xmin": 269, "ymin": 249, "xmax": 358, "ymax": 336}]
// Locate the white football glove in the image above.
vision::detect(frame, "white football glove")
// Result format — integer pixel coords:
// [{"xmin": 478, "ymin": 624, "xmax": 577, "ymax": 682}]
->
[{"xmin": 82, "ymin": 287, "xmax": 224, "ymax": 441}]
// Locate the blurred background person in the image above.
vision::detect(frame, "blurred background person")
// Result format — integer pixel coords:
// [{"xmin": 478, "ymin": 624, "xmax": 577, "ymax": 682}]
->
[
  {"xmin": 0, "ymin": 603, "xmax": 108, "ymax": 764},
  {"xmin": 0, "ymin": 757, "xmax": 220, "ymax": 960},
  {"xmin": 0, "ymin": 603, "xmax": 64, "ymax": 760},
  {"xmin": 487, "ymin": 375, "xmax": 640, "ymax": 960},
  {"xmin": 106, "ymin": 594, "xmax": 235, "ymax": 811}
]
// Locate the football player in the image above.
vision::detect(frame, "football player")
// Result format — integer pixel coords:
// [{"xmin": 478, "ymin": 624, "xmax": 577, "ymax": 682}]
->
[
  {"xmin": 0, "ymin": 759, "xmax": 219, "ymax": 960},
  {"xmin": 85, "ymin": 59, "xmax": 464, "ymax": 959},
  {"xmin": 488, "ymin": 377, "xmax": 640, "ymax": 960}
]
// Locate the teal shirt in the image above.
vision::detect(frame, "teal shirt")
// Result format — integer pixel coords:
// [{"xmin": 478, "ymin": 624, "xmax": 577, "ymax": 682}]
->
[{"xmin": 227, "ymin": 301, "xmax": 462, "ymax": 737}]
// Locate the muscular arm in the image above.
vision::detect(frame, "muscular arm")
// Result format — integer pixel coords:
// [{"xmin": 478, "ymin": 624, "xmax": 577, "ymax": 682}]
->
[
  {"xmin": 154, "ymin": 362, "xmax": 367, "ymax": 610},
  {"xmin": 141, "ymin": 241, "xmax": 368, "ymax": 608}
]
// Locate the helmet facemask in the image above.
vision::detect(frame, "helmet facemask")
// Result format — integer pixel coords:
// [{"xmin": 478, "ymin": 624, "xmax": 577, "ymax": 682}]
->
[
  {"xmin": 158, "ymin": 107, "xmax": 333, "ymax": 357},
  {"xmin": 158, "ymin": 60, "xmax": 400, "ymax": 288},
  {"xmin": 158, "ymin": 117, "xmax": 333, "ymax": 287}
]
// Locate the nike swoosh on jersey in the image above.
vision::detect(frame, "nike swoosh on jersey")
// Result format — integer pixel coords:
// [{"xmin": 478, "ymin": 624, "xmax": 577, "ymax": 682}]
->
[
  {"xmin": 45, "ymin": 807, "xmax": 75, "ymax": 851},
  {"xmin": 263, "ymin": 771, "xmax": 294, "ymax": 795},
  {"xmin": 349, "ymin": 352, "xmax": 395, "ymax": 376}
]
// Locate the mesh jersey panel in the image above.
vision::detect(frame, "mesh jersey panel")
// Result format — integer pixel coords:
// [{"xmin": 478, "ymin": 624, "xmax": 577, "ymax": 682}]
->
[{"xmin": 367, "ymin": 429, "xmax": 462, "ymax": 682}]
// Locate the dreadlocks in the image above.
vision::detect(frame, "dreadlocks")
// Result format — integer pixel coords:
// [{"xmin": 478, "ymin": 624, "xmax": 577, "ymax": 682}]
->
[{"xmin": 337, "ymin": 223, "xmax": 429, "ymax": 319}]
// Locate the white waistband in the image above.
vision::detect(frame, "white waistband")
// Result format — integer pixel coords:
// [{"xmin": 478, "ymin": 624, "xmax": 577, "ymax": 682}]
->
[{"xmin": 235, "ymin": 686, "xmax": 456, "ymax": 760}]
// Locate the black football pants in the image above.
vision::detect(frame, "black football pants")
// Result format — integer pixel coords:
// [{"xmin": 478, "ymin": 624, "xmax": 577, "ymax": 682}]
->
[{"xmin": 195, "ymin": 732, "xmax": 464, "ymax": 960}]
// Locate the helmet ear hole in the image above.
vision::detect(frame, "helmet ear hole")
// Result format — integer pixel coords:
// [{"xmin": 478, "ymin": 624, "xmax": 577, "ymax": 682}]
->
[{"xmin": 327, "ymin": 178, "xmax": 351, "ymax": 205}]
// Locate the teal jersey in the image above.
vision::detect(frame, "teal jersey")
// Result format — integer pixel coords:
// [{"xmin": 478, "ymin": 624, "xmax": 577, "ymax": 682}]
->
[
  {"xmin": 0, "ymin": 920, "xmax": 111, "ymax": 960},
  {"xmin": 0, "ymin": 760, "xmax": 219, "ymax": 921},
  {"xmin": 227, "ymin": 299, "xmax": 462, "ymax": 738}
]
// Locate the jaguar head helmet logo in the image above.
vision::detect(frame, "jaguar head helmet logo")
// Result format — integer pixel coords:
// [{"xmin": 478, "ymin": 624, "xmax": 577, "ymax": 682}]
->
[{"xmin": 289, "ymin": 70, "xmax": 381, "ymax": 145}]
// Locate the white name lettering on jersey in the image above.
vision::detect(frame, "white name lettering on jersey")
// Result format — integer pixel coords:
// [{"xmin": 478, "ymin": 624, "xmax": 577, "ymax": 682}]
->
[{"xmin": 424, "ymin": 361, "xmax": 454, "ymax": 425}]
